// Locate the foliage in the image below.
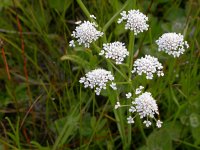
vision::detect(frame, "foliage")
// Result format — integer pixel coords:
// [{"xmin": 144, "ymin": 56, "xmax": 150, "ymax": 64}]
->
[{"xmin": 0, "ymin": 0, "xmax": 200, "ymax": 149}]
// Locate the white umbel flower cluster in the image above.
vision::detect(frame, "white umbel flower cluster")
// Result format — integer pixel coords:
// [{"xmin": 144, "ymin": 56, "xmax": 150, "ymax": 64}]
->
[
  {"xmin": 99, "ymin": 42, "xmax": 129, "ymax": 64},
  {"xmin": 118, "ymin": 9, "xmax": 149, "ymax": 35},
  {"xmin": 115, "ymin": 86, "xmax": 163, "ymax": 128},
  {"xmin": 132, "ymin": 55, "xmax": 164, "ymax": 79},
  {"xmin": 124, "ymin": 87, "xmax": 162, "ymax": 128},
  {"xmin": 71, "ymin": 21, "xmax": 103, "ymax": 48},
  {"xmin": 133, "ymin": 92, "xmax": 159, "ymax": 119},
  {"xmin": 156, "ymin": 33, "xmax": 189, "ymax": 57},
  {"xmin": 79, "ymin": 68, "xmax": 116, "ymax": 95}
]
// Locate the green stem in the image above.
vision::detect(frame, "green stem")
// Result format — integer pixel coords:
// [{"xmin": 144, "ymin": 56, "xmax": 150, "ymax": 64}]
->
[
  {"xmin": 136, "ymin": 116, "xmax": 147, "ymax": 141},
  {"xmin": 102, "ymin": 0, "xmax": 132, "ymax": 33},
  {"xmin": 108, "ymin": 60, "xmax": 129, "ymax": 81},
  {"xmin": 76, "ymin": 0, "xmax": 96, "ymax": 23},
  {"xmin": 76, "ymin": 0, "xmax": 90, "ymax": 19},
  {"xmin": 127, "ymin": 0, "xmax": 136, "ymax": 145},
  {"xmin": 86, "ymin": 100, "xmax": 110, "ymax": 149},
  {"xmin": 107, "ymin": 88, "xmax": 127, "ymax": 148},
  {"xmin": 128, "ymin": 32, "xmax": 135, "ymax": 81}
]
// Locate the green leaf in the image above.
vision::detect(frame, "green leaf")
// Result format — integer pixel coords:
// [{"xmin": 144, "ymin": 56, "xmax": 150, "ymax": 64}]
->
[
  {"xmin": 61, "ymin": 54, "xmax": 90, "ymax": 69},
  {"xmin": 147, "ymin": 128, "xmax": 172, "ymax": 150},
  {"xmin": 80, "ymin": 113, "xmax": 93, "ymax": 137},
  {"xmin": 90, "ymin": 116, "xmax": 96, "ymax": 129}
]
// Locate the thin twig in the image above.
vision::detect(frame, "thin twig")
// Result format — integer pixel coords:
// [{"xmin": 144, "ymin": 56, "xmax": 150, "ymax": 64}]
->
[
  {"xmin": 20, "ymin": 95, "xmax": 42, "ymax": 129},
  {"xmin": 12, "ymin": 0, "xmax": 32, "ymax": 103},
  {"xmin": 1, "ymin": 47, "xmax": 11, "ymax": 80}
]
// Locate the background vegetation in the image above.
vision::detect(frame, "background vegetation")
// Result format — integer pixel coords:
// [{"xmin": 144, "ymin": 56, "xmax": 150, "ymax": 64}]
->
[{"xmin": 0, "ymin": 0, "xmax": 200, "ymax": 149}]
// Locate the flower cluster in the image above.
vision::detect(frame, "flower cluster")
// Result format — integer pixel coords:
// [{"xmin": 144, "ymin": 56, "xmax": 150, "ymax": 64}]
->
[
  {"xmin": 72, "ymin": 9, "xmax": 190, "ymax": 130},
  {"xmin": 115, "ymin": 87, "xmax": 162, "ymax": 128},
  {"xmin": 132, "ymin": 55, "xmax": 164, "ymax": 79},
  {"xmin": 99, "ymin": 42, "xmax": 129, "ymax": 64},
  {"xmin": 132, "ymin": 91, "xmax": 162, "ymax": 128},
  {"xmin": 156, "ymin": 33, "xmax": 189, "ymax": 57},
  {"xmin": 70, "ymin": 21, "xmax": 103, "ymax": 48},
  {"xmin": 133, "ymin": 92, "xmax": 159, "ymax": 119},
  {"xmin": 118, "ymin": 9, "xmax": 149, "ymax": 35},
  {"xmin": 79, "ymin": 68, "xmax": 116, "ymax": 95}
]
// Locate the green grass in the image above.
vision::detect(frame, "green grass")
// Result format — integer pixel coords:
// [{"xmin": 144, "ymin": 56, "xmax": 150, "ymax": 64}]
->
[{"xmin": 0, "ymin": 0, "xmax": 200, "ymax": 149}]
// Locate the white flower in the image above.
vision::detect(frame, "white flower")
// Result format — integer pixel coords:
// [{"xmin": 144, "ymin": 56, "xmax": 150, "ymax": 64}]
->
[
  {"xmin": 143, "ymin": 120, "xmax": 152, "ymax": 127},
  {"xmin": 79, "ymin": 68, "xmax": 115, "ymax": 95},
  {"xmin": 75, "ymin": 20, "xmax": 82, "ymax": 25},
  {"xmin": 99, "ymin": 42, "xmax": 129, "ymax": 64},
  {"xmin": 110, "ymin": 82, "xmax": 117, "ymax": 90},
  {"xmin": 129, "ymin": 106, "xmax": 136, "ymax": 113},
  {"xmin": 115, "ymin": 102, "xmax": 121, "ymax": 109},
  {"xmin": 117, "ymin": 90, "xmax": 162, "ymax": 128},
  {"xmin": 156, "ymin": 120, "xmax": 163, "ymax": 128},
  {"xmin": 90, "ymin": 14, "xmax": 96, "ymax": 19},
  {"xmin": 69, "ymin": 40, "xmax": 75, "ymax": 47},
  {"xmin": 132, "ymin": 55, "xmax": 164, "ymax": 79},
  {"xmin": 71, "ymin": 21, "xmax": 103, "ymax": 48},
  {"xmin": 118, "ymin": 9, "xmax": 149, "ymax": 35},
  {"xmin": 126, "ymin": 92, "xmax": 132, "ymax": 99},
  {"xmin": 135, "ymin": 86, "xmax": 144, "ymax": 95},
  {"xmin": 127, "ymin": 116, "xmax": 134, "ymax": 124},
  {"xmin": 132, "ymin": 92, "xmax": 159, "ymax": 119},
  {"xmin": 156, "ymin": 33, "xmax": 189, "ymax": 57}
]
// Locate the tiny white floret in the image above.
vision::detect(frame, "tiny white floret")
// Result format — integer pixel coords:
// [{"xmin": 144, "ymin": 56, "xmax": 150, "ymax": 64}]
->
[
  {"xmin": 127, "ymin": 116, "xmax": 134, "ymax": 124},
  {"xmin": 143, "ymin": 120, "xmax": 152, "ymax": 127},
  {"xmin": 90, "ymin": 14, "xmax": 96, "ymax": 19},
  {"xmin": 156, "ymin": 120, "xmax": 163, "ymax": 128},
  {"xmin": 115, "ymin": 102, "xmax": 121, "ymax": 109},
  {"xmin": 110, "ymin": 82, "xmax": 117, "ymax": 90},
  {"xmin": 126, "ymin": 92, "xmax": 132, "ymax": 99},
  {"xmin": 129, "ymin": 106, "xmax": 136, "ymax": 113},
  {"xmin": 69, "ymin": 40, "xmax": 75, "ymax": 47}
]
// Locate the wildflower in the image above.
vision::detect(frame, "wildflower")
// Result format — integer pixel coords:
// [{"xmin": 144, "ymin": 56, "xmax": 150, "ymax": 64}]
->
[
  {"xmin": 129, "ymin": 106, "xmax": 136, "ymax": 113},
  {"xmin": 75, "ymin": 20, "xmax": 82, "ymax": 25},
  {"xmin": 126, "ymin": 92, "xmax": 132, "ymax": 99},
  {"xmin": 115, "ymin": 102, "xmax": 121, "ymax": 109},
  {"xmin": 117, "ymin": 89, "xmax": 162, "ymax": 128},
  {"xmin": 143, "ymin": 120, "xmax": 152, "ymax": 127},
  {"xmin": 156, "ymin": 120, "xmax": 163, "ymax": 128},
  {"xmin": 133, "ymin": 92, "xmax": 159, "ymax": 119},
  {"xmin": 118, "ymin": 9, "xmax": 149, "ymax": 35},
  {"xmin": 90, "ymin": 14, "xmax": 96, "ymax": 20},
  {"xmin": 99, "ymin": 42, "xmax": 129, "ymax": 64},
  {"xmin": 156, "ymin": 33, "xmax": 189, "ymax": 57},
  {"xmin": 110, "ymin": 82, "xmax": 117, "ymax": 90},
  {"xmin": 127, "ymin": 116, "xmax": 134, "ymax": 124},
  {"xmin": 135, "ymin": 86, "xmax": 144, "ymax": 95},
  {"xmin": 71, "ymin": 21, "xmax": 103, "ymax": 48},
  {"xmin": 79, "ymin": 68, "xmax": 115, "ymax": 95},
  {"xmin": 69, "ymin": 40, "xmax": 75, "ymax": 47},
  {"xmin": 132, "ymin": 55, "xmax": 164, "ymax": 79}
]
